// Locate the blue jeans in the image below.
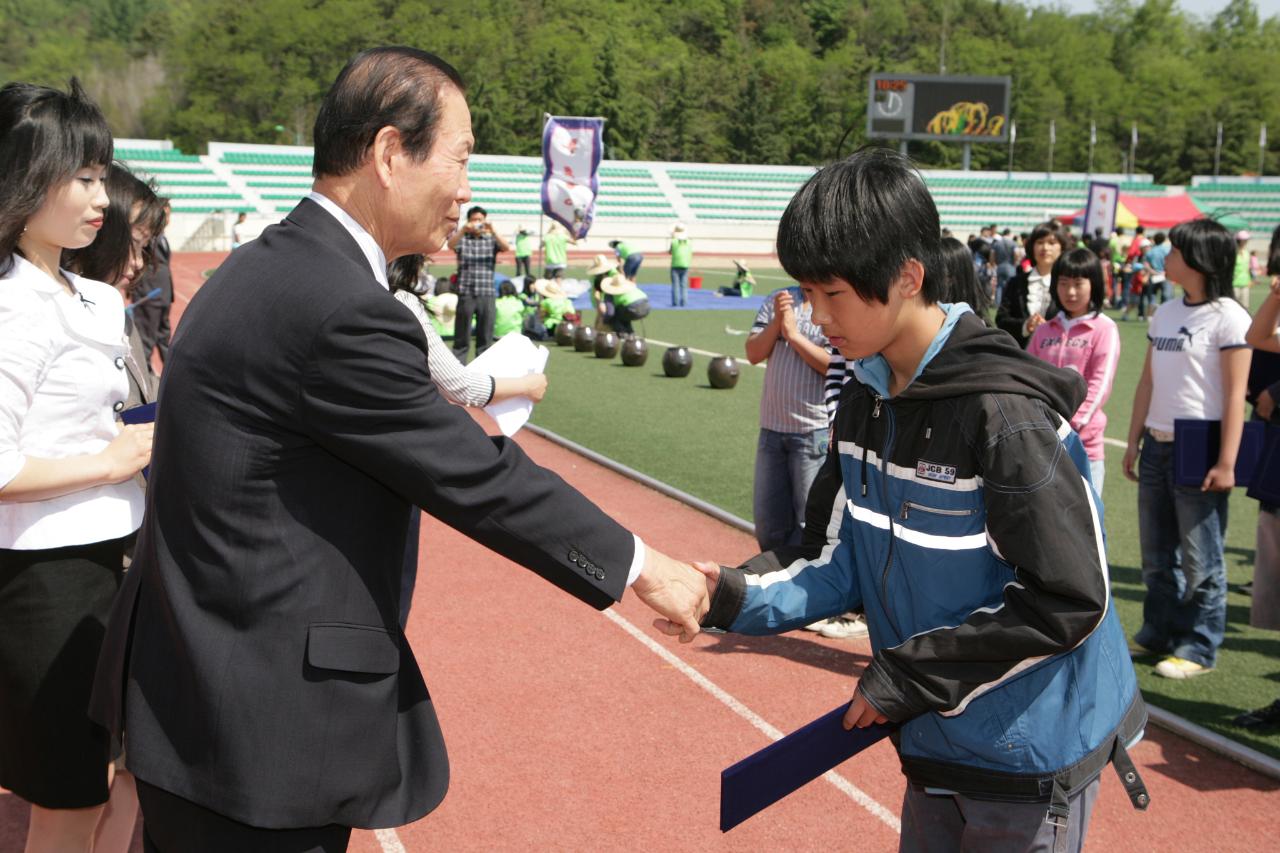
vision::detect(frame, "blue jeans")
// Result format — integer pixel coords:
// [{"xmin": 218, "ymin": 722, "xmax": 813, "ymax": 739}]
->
[
  {"xmin": 670, "ymin": 266, "xmax": 689, "ymax": 306},
  {"xmin": 1089, "ymin": 458, "xmax": 1105, "ymax": 498},
  {"xmin": 753, "ymin": 428, "xmax": 828, "ymax": 552},
  {"xmin": 623, "ymin": 253, "xmax": 644, "ymax": 279},
  {"xmin": 1134, "ymin": 436, "xmax": 1229, "ymax": 667}
]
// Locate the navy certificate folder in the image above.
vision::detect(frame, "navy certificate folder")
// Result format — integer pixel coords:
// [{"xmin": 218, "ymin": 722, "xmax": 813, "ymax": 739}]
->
[
  {"xmin": 120, "ymin": 402, "xmax": 157, "ymax": 479},
  {"xmin": 720, "ymin": 704, "xmax": 893, "ymax": 832},
  {"xmin": 1172, "ymin": 419, "xmax": 1265, "ymax": 487}
]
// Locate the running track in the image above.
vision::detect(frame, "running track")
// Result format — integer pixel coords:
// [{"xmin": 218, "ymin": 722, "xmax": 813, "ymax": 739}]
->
[{"xmin": 2, "ymin": 253, "xmax": 1276, "ymax": 852}]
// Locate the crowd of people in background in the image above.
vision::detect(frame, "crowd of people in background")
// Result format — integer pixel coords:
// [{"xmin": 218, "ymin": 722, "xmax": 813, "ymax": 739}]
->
[{"xmin": 3, "ymin": 71, "xmax": 1280, "ymax": 853}]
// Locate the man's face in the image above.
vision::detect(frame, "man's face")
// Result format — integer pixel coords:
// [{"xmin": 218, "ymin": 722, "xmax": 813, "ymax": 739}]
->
[
  {"xmin": 799, "ymin": 275, "xmax": 905, "ymax": 361},
  {"xmin": 388, "ymin": 85, "xmax": 474, "ymax": 254},
  {"xmin": 467, "ymin": 211, "xmax": 486, "ymax": 231}
]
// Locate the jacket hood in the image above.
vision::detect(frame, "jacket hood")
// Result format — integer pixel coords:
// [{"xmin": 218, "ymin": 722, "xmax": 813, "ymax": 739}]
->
[{"xmin": 900, "ymin": 312, "xmax": 1085, "ymax": 421}]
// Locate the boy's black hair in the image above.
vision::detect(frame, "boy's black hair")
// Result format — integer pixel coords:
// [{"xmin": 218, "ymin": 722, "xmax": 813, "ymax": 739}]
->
[
  {"xmin": 466, "ymin": 205, "xmax": 486, "ymax": 220},
  {"xmin": 777, "ymin": 146, "xmax": 943, "ymax": 304},
  {"xmin": 1153, "ymin": 232, "xmax": 1166, "ymax": 245},
  {"xmin": 1268, "ymin": 223, "xmax": 1280, "ymax": 277},
  {"xmin": 498, "ymin": 280, "xmax": 516, "ymax": 297},
  {"xmin": 939, "ymin": 236, "xmax": 990, "ymax": 314},
  {"xmin": 0, "ymin": 78, "xmax": 113, "ymax": 277},
  {"xmin": 1169, "ymin": 218, "xmax": 1236, "ymax": 300},
  {"xmin": 1048, "ymin": 247, "xmax": 1106, "ymax": 316}
]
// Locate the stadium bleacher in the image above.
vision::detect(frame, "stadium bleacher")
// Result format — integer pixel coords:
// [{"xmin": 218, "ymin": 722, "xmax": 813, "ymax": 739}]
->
[{"xmin": 113, "ymin": 139, "xmax": 1280, "ymax": 251}]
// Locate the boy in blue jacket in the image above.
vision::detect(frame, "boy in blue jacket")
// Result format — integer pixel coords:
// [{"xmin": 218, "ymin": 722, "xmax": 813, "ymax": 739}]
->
[{"xmin": 659, "ymin": 149, "xmax": 1148, "ymax": 852}]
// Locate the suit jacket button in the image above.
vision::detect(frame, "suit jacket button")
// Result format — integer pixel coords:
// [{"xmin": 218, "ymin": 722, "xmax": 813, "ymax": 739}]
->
[
  {"xmin": 568, "ymin": 550, "xmax": 579, "ymax": 562},
  {"xmin": 112, "ymin": 401, "xmax": 125, "ymax": 413},
  {"xmin": 577, "ymin": 559, "xmax": 588, "ymax": 568},
  {"xmin": 114, "ymin": 356, "xmax": 126, "ymax": 370},
  {"xmin": 595, "ymin": 570, "xmax": 605, "ymax": 580}
]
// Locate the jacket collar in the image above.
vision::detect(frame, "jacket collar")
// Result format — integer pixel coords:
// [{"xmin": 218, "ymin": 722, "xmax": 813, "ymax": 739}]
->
[
  {"xmin": 6, "ymin": 254, "xmax": 127, "ymax": 348},
  {"xmin": 289, "ymin": 194, "xmax": 388, "ymax": 290}
]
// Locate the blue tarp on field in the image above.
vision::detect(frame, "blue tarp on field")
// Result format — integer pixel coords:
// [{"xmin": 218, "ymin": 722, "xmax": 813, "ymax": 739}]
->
[{"xmin": 569, "ymin": 283, "xmax": 768, "ymax": 312}]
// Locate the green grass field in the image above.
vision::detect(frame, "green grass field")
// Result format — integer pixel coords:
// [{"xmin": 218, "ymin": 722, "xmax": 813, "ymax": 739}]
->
[{"xmin": 453, "ymin": 258, "xmax": 1280, "ymax": 760}]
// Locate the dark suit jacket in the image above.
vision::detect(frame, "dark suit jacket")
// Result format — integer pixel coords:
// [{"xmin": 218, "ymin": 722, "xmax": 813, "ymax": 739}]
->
[
  {"xmin": 994, "ymin": 267, "xmax": 1058, "ymax": 348},
  {"xmin": 91, "ymin": 199, "xmax": 635, "ymax": 830}
]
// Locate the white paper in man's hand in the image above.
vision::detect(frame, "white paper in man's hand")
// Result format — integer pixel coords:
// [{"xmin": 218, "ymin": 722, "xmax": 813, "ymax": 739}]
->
[{"xmin": 469, "ymin": 332, "xmax": 549, "ymax": 436}]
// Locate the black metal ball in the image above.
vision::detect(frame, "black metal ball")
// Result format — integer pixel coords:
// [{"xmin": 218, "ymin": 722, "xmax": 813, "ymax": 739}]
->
[
  {"xmin": 573, "ymin": 324, "xmax": 596, "ymax": 352},
  {"xmin": 554, "ymin": 320, "xmax": 577, "ymax": 347},
  {"xmin": 620, "ymin": 336, "xmax": 648, "ymax": 366},
  {"xmin": 662, "ymin": 345, "xmax": 693, "ymax": 378},
  {"xmin": 594, "ymin": 330, "xmax": 620, "ymax": 358},
  {"xmin": 708, "ymin": 355, "xmax": 740, "ymax": 389}
]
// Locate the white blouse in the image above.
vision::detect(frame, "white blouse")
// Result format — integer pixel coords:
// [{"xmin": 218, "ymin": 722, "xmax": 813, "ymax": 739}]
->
[{"xmin": 0, "ymin": 254, "xmax": 145, "ymax": 549}]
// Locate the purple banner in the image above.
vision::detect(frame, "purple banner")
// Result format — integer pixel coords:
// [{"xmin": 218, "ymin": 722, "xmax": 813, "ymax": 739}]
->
[{"xmin": 541, "ymin": 116, "xmax": 603, "ymax": 239}]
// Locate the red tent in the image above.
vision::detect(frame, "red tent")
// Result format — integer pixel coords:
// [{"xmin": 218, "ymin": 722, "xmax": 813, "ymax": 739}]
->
[{"xmin": 1070, "ymin": 193, "xmax": 1203, "ymax": 231}]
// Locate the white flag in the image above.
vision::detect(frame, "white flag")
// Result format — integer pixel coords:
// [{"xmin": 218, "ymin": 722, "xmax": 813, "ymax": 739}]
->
[
  {"xmin": 1049, "ymin": 119, "xmax": 1056, "ymax": 145},
  {"xmin": 1262, "ymin": 124, "xmax": 1268, "ymax": 148},
  {"xmin": 1090, "ymin": 122, "xmax": 1096, "ymax": 146},
  {"xmin": 1083, "ymin": 181, "xmax": 1120, "ymax": 239},
  {"xmin": 1010, "ymin": 120, "xmax": 1017, "ymax": 144},
  {"xmin": 1131, "ymin": 123, "xmax": 1138, "ymax": 146}
]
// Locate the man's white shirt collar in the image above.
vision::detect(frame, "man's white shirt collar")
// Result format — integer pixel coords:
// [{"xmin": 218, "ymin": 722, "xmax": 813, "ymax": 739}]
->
[{"xmin": 306, "ymin": 191, "xmax": 389, "ymax": 290}]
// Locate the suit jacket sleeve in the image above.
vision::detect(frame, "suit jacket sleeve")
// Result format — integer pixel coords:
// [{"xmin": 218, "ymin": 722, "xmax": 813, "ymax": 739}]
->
[{"xmin": 297, "ymin": 286, "xmax": 634, "ymax": 609}]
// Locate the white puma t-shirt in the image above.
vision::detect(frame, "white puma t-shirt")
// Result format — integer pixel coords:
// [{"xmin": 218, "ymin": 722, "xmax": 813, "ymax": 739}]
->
[{"xmin": 1145, "ymin": 296, "xmax": 1252, "ymax": 432}]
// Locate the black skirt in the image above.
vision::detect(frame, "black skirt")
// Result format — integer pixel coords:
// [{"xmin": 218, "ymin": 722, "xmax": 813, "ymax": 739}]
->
[{"xmin": 0, "ymin": 536, "xmax": 127, "ymax": 808}]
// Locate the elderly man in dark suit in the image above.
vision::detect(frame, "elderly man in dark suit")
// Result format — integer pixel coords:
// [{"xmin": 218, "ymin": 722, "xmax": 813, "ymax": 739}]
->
[{"xmin": 91, "ymin": 47, "xmax": 708, "ymax": 853}]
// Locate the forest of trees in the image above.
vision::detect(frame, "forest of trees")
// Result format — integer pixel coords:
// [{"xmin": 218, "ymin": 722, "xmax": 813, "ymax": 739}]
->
[{"xmin": 3, "ymin": 0, "xmax": 1278, "ymax": 183}]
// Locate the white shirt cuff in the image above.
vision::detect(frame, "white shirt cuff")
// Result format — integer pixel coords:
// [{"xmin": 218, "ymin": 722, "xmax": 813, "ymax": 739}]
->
[{"xmin": 626, "ymin": 535, "xmax": 646, "ymax": 587}]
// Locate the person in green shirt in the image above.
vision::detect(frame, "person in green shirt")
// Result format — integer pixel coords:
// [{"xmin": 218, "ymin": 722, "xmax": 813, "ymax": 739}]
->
[
  {"xmin": 534, "ymin": 277, "xmax": 575, "ymax": 331},
  {"xmin": 1234, "ymin": 230, "xmax": 1254, "ymax": 309},
  {"xmin": 609, "ymin": 239, "xmax": 645, "ymax": 280},
  {"xmin": 494, "ymin": 280, "xmax": 525, "ymax": 337},
  {"xmin": 514, "ymin": 225, "xmax": 533, "ymax": 279},
  {"xmin": 718, "ymin": 259, "xmax": 756, "ymax": 297},
  {"xmin": 599, "ymin": 273, "xmax": 651, "ymax": 336},
  {"xmin": 669, "ymin": 222, "xmax": 692, "ymax": 306},
  {"xmin": 542, "ymin": 222, "xmax": 576, "ymax": 279}
]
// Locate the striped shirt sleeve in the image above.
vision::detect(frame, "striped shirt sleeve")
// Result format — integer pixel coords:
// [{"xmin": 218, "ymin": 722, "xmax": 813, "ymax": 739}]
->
[{"xmin": 394, "ymin": 290, "xmax": 494, "ymax": 407}]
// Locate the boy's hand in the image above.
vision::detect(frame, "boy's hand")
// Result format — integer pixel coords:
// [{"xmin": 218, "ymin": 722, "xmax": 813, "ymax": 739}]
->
[
  {"xmin": 1122, "ymin": 442, "xmax": 1140, "ymax": 482},
  {"xmin": 1201, "ymin": 462, "xmax": 1235, "ymax": 492},
  {"xmin": 843, "ymin": 681, "xmax": 889, "ymax": 730}
]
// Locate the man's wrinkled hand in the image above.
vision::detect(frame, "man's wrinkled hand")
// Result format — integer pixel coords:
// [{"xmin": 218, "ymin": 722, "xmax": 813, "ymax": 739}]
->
[{"xmin": 634, "ymin": 552, "xmax": 711, "ymax": 643}]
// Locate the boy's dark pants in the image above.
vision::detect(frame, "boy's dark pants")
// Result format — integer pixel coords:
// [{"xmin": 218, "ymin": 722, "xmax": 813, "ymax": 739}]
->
[{"xmin": 899, "ymin": 777, "xmax": 1099, "ymax": 853}]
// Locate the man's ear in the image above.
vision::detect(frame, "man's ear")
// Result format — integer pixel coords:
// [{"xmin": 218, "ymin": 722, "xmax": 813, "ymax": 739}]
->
[
  {"xmin": 370, "ymin": 126, "xmax": 401, "ymax": 190},
  {"xmin": 896, "ymin": 258, "xmax": 925, "ymax": 299}
]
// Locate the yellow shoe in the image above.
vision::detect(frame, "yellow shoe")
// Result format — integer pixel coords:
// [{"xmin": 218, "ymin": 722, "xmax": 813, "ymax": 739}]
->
[{"xmin": 1154, "ymin": 656, "xmax": 1213, "ymax": 679}]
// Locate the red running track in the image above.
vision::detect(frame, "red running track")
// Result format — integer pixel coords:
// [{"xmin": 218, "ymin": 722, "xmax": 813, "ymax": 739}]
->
[{"xmin": 3, "ymin": 254, "xmax": 1276, "ymax": 852}]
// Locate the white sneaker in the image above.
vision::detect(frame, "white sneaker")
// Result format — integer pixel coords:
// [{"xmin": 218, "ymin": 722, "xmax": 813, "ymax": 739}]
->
[
  {"xmin": 819, "ymin": 615, "xmax": 869, "ymax": 640},
  {"xmin": 803, "ymin": 620, "xmax": 828, "ymax": 632}
]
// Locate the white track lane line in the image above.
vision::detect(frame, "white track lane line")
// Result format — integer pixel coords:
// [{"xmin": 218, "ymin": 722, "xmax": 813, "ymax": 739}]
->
[
  {"xmin": 602, "ymin": 608, "xmax": 901, "ymax": 832},
  {"xmin": 644, "ymin": 337, "xmax": 766, "ymax": 367},
  {"xmin": 375, "ymin": 827, "xmax": 407, "ymax": 852}
]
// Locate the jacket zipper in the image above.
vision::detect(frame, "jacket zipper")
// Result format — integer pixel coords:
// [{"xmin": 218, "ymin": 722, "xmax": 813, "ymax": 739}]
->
[
  {"xmin": 876, "ymin": 397, "xmax": 902, "ymax": 638},
  {"xmin": 900, "ymin": 501, "xmax": 979, "ymax": 520}
]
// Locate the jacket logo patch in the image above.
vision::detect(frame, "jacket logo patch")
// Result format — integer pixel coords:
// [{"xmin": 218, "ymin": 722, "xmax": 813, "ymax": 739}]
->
[{"xmin": 916, "ymin": 460, "xmax": 957, "ymax": 484}]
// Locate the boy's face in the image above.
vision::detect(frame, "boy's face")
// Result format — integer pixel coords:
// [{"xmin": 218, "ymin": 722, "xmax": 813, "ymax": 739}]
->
[{"xmin": 799, "ymin": 275, "xmax": 906, "ymax": 360}]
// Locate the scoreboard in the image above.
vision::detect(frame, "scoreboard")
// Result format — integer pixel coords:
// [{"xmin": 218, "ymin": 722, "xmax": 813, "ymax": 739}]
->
[{"xmin": 867, "ymin": 74, "xmax": 1011, "ymax": 143}]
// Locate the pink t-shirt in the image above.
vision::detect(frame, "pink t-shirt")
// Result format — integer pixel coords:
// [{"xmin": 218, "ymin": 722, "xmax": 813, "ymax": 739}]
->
[{"xmin": 1027, "ymin": 312, "xmax": 1121, "ymax": 460}]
